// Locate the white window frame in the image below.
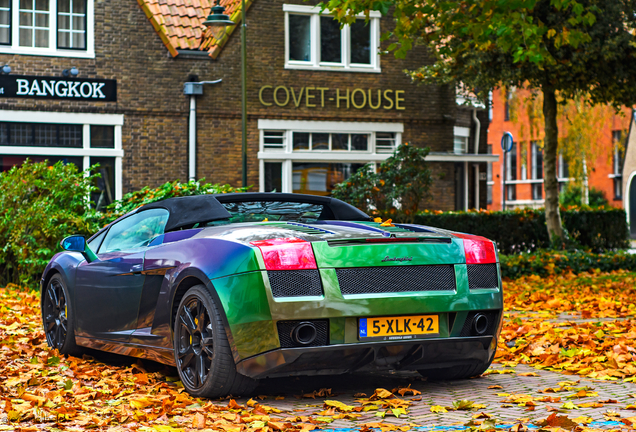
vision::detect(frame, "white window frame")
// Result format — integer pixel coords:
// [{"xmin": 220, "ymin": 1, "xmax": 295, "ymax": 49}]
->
[
  {"xmin": 284, "ymin": 4, "xmax": 381, "ymax": 73},
  {"xmin": 258, "ymin": 119, "xmax": 402, "ymax": 192},
  {"xmin": 0, "ymin": 0, "xmax": 94, "ymax": 58},
  {"xmin": 0, "ymin": 110, "xmax": 123, "ymax": 199}
]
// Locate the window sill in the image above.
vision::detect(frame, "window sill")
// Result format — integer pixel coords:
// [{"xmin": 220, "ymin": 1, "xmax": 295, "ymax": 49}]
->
[
  {"xmin": 0, "ymin": 46, "xmax": 95, "ymax": 58},
  {"xmin": 284, "ymin": 64, "xmax": 381, "ymax": 74}
]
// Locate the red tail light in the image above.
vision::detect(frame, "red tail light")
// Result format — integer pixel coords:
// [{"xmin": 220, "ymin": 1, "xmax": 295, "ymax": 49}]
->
[
  {"xmin": 250, "ymin": 237, "xmax": 318, "ymax": 270},
  {"xmin": 453, "ymin": 233, "xmax": 497, "ymax": 264}
]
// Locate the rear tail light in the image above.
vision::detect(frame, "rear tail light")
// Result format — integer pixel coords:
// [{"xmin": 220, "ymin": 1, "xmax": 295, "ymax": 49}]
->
[
  {"xmin": 454, "ymin": 233, "xmax": 497, "ymax": 264},
  {"xmin": 250, "ymin": 237, "xmax": 318, "ymax": 270}
]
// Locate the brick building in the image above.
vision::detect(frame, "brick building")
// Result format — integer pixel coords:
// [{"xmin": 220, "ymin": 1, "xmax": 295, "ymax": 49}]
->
[
  {"xmin": 0, "ymin": 0, "xmax": 495, "ymax": 210},
  {"xmin": 487, "ymin": 88, "xmax": 629, "ymax": 211}
]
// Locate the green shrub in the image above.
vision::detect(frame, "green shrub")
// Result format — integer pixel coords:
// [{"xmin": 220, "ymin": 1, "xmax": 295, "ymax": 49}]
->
[
  {"xmin": 0, "ymin": 160, "xmax": 101, "ymax": 286},
  {"xmin": 332, "ymin": 144, "xmax": 432, "ymax": 223},
  {"xmin": 413, "ymin": 207, "xmax": 629, "ymax": 254},
  {"xmin": 500, "ymin": 250, "xmax": 636, "ymax": 279},
  {"xmin": 560, "ymin": 185, "xmax": 609, "ymax": 208},
  {"xmin": 101, "ymin": 179, "xmax": 249, "ymax": 224}
]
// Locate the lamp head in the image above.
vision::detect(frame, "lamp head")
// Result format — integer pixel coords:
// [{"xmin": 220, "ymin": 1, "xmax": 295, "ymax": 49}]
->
[{"xmin": 203, "ymin": 0, "xmax": 235, "ymax": 27}]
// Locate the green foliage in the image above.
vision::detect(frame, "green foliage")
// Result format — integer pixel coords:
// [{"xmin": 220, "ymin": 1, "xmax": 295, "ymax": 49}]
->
[
  {"xmin": 332, "ymin": 144, "xmax": 432, "ymax": 222},
  {"xmin": 413, "ymin": 207, "xmax": 629, "ymax": 254},
  {"xmin": 500, "ymin": 250, "xmax": 636, "ymax": 280},
  {"xmin": 0, "ymin": 160, "xmax": 101, "ymax": 287},
  {"xmin": 101, "ymin": 180, "xmax": 250, "ymax": 224},
  {"xmin": 324, "ymin": 0, "xmax": 636, "ymax": 244},
  {"xmin": 559, "ymin": 185, "xmax": 609, "ymax": 209}
]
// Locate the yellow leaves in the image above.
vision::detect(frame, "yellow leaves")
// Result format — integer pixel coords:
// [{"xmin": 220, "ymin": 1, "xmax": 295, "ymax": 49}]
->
[
  {"xmin": 561, "ymin": 401, "xmax": 578, "ymax": 410},
  {"xmin": 323, "ymin": 400, "xmax": 355, "ymax": 412},
  {"xmin": 517, "ymin": 372, "xmax": 539, "ymax": 377},
  {"xmin": 373, "ymin": 218, "xmax": 395, "ymax": 227},
  {"xmin": 192, "ymin": 412, "xmax": 206, "ymax": 429},
  {"xmin": 430, "ymin": 405, "xmax": 448, "ymax": 413},
  {"xmin": 129, "ymin": 396, "xmax": 159, "ymax": 409},
  {"xmin": 370, "ymin": 388, "xmax": 394, "ymax": 400}
]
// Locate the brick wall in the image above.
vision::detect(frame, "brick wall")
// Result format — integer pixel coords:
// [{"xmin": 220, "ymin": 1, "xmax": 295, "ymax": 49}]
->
[{"xmin": 0, "ymin": 0, "xmax": 479, "ymax": 210}]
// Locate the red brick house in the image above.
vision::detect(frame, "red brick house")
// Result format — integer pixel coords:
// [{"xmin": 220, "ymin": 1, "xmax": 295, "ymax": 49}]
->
[
  {"xmin": 487, "ymin": 88, "xmax": 629, "ymax": 211},
  {"xmin": 0, "ymin": 0, "xmax": 495, "ymax": 210}
]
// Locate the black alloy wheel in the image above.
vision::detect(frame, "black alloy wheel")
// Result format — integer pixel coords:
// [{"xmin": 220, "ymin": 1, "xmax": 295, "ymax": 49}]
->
[
  {"xmin": 42, "ymin": 274, "xmax": 80, "ymax": 354},
  {"xmin": 175, "ymin": 294, "xmax": 214, "ymax": 389},
  {"xmin": 173, "ymin": 285, "xmax": 256, "ymax": 398}
]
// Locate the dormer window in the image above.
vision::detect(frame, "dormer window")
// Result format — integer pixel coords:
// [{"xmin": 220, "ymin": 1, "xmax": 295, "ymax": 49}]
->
[
  {"xmin": 284, "ymin": 4, "xmax": 380, "ymax": 73},
  {"xmin": 0, "ymin": 0, "xmax": 94, "ymax": 57}
]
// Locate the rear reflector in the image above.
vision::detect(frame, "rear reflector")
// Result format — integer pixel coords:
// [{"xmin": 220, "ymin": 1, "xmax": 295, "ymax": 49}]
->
[
  {"xmin": 453, "ymin": 233, "xmax": 497, "ymax": 264},
  {"xmin": 250, "ymin": 237, "xmax": 318, "ymax": 270}
]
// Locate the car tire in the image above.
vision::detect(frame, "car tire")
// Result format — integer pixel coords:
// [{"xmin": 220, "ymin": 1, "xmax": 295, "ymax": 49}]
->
[
  {"xmin": 173, "ymin": 284, "xmax": 257, "ymax": 398},
  {"xmin": 42, "ymin": 274, "xmax": 82, "ymax": 355}
]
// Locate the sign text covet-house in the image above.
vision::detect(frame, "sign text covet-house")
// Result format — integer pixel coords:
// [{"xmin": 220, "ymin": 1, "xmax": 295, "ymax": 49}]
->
[{"xmin": 259, "ymin": 85, "xmax": 405, "ymax": 110}]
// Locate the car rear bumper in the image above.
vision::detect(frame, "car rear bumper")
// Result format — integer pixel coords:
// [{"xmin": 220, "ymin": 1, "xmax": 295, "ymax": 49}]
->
[{"xmin": 235, "ymin": 335, "xmax": 496, "ymax": 379}]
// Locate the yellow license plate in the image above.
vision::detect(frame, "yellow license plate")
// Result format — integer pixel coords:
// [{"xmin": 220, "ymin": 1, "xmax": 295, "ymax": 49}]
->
[{"xmin": 359, "ymin": 315, "xmax": 439, "ymax": 340}]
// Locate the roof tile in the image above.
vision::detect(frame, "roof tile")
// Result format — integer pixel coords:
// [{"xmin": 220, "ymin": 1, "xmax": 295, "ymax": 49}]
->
[{"xmin": 138, "ymin": 0, "xmax": 249, "ymax": 58}]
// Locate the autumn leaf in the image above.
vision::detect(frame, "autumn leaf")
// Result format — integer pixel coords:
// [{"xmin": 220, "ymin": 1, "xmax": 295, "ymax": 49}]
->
[{"xmin": 430, "ymin": 405, "xmax": 448, "ymax": 413}]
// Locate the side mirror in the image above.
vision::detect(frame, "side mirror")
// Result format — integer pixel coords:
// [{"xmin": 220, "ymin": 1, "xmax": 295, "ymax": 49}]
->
[{"xmin": 60, "ymin": 235, "xmax": 98, "ymax": 263}]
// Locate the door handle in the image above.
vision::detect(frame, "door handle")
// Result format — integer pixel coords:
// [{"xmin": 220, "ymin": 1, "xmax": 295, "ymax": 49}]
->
[{"xmin": 131, "ymin": 264, "xmax": 143, "ymax": 274}]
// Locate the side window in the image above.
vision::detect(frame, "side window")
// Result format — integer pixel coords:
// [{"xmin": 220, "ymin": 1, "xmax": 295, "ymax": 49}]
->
[
  {"xmin": 99, "ymin": 209, "xmax": 169, "ymax": 253},
  {"xmin": 87, "ymin": 228, "xmax": 107, "ymax": 251}
]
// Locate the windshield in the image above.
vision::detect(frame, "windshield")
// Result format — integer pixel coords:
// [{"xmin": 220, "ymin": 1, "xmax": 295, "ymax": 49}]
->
[{"xmin": 206, "ymin": 201, "xmax": 324, "ymax": 225}]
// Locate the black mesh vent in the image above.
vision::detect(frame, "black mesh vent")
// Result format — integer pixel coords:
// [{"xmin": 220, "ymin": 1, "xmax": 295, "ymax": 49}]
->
[
  {"xmin": 460, "ymin": 310, "xmax": 500, "ymax": 337},
  {"xmin": 277, "ymin": 320, "xmax": 329, "ymax": 348},
  {"xmin": 467, "ymin": 264, "xmax": 499, "ymax": 289},
  {"xmin": 268, "ymin": 270, "xmax": 323, "ymax": 297},
  {"xmin": 336, "ymin": 265, "xmax": 456, "ymax": 295}
]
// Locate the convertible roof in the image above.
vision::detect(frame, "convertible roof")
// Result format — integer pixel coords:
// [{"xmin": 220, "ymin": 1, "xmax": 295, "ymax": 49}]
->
[
  {"xmin": 139, "ymin": 193, "xmax": 370, "ymax": 231},
  {"xmin": 142, "ymin": 195, "xmax": 231, "ymax": 232},
  {"xmin": 214, "ymin": 193, "xmax": 371, "ymax": 222}
]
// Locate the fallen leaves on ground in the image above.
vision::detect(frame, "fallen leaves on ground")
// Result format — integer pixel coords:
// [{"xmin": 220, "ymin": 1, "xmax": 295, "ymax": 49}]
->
[
  {"xmin": 3, "ymin": 271, "xmax": 636, "ymax": 430},
  {"xmin": 497, "ymin": 270, "xmax": 636, "ymax": 382}
]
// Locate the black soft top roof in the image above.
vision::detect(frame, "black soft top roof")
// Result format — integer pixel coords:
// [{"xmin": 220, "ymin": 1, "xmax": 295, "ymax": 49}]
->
[{"xmin": 139, "ymin": 192, "xmax": 370, "ymax": 231}]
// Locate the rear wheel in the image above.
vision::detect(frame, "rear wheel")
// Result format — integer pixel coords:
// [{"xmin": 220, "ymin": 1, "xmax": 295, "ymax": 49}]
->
[
  {"xmin": 42, "ymin": 274, "xmax": 81, "ymax": 355},
  {"xmin": 173, "ymin": 285, "xmax": 256, "ymax": 398}
]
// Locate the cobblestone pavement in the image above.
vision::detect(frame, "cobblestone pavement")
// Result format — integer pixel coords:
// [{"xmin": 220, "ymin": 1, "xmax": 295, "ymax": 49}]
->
[
  {"xmin": 243, "ymin": 363, "xmax": 636, "ymax": 430},
  {"xmin": 231, "ymin": 312, "xmax": 636, "ymax": 430}
]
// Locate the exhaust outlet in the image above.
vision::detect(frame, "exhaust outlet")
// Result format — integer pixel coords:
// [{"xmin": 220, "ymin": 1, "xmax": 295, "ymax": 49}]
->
[
  {"xmin": 472, "ymin": 313, "xmax": 489, "ymax": 335},
  {"xmin": 291, "ymin": 322, "xmax": 317, "ymax": 345}
]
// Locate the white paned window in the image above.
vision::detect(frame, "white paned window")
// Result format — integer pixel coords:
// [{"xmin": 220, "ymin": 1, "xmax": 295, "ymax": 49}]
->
[
  {"xmin": 57, "ymin": 0, "xmax": 85, "ymax": 49},
  {"xmin": 284, "ymin": 4, "xmax": 381, "ymax": 73},
  {"xmin": 0, "ymin": 110, "xmax": 124, "ymax": 209},
  {"xmin": 0, "ymin": 0, "xmax": 9, "ymax": 44},
  {"xmin": 263, "ymin": 130, "xmax": 285, "ymax": 151},
  {"xmin": 0, "ymin": 0, "xmax": 93, "ymax": 57},
  {"xmin": 453, "ymin": 126, "xmax": 470, "ymax": 154},
  {"xmin": 258, "ymin": 119, "xmax": 403, "ymax": 194}
]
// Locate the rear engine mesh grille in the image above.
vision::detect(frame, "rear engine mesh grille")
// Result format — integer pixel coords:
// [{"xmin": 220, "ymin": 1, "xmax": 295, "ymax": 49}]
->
[
  {"xmin": 467, "ymin": 264, "xmax": 499, "ymax": 289},
  {"xmin": 268, "ymin": 270, "xmax": 323, "ymax": 297},
  {"xmin": 277, "ymin": 320, "xmax": 329, "ymax": 348},
  {"xmin": 336, "ymin": 265, "xmax": 456, "ymax": 295},
  {"xmin": 460, "ymin": 310, "xmax": 500, "ymax": 337}
]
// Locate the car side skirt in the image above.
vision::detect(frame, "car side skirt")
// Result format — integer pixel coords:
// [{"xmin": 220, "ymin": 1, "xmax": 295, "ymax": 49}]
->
[
  {"xmin": 235, "ymin": 336, "xmax": 496, "ymax": 379},
  {"xmin": 76, "ymin": 336, "xmax": 176, "ymax": 366}
]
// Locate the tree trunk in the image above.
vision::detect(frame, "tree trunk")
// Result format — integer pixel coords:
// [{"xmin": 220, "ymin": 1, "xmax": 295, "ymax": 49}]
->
[{"xmin": 542, "ymin": 86, "xmax": 565, "ymax": 244}]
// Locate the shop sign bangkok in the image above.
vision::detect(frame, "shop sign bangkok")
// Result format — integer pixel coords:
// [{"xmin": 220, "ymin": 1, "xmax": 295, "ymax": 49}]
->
[
  {"xmin": 259, "ymin": 85, "xmax": 405, "ymax": 110},
  {"xmin": 0, "ymin": 75, "xmax": 117, "ymax": 101}
]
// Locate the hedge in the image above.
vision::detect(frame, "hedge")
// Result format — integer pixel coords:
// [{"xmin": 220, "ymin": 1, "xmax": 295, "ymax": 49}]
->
[
  {"xmin": 413, "ymin": 207, "xmax": 629, "ymax": 254},
  {"xmin": 499, "ymin": 250, "xmax": 636, "ymax": 279}
]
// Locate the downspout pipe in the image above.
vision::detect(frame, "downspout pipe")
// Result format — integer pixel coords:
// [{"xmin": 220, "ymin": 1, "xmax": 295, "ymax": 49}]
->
[
  {"xmin": 186, "ymin": 79, "xmax": 223, "ymax": 182},
  {"xmin": 189, "ymin": 95, "xmax": 197, "ymax": 181},
  {"xmin": 472, "ymin": 109, "xmax": 481, "ymax": 209}
]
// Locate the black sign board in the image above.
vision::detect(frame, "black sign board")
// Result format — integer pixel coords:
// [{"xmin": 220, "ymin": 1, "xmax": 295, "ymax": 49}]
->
[{"xmin": 0, "ymin": 75, "xmax": 117, "ymax": 102}]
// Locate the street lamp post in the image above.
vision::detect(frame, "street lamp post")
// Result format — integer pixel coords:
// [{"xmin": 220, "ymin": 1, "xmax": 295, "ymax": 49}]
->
[{"xmin": 204, "ymin": 0, "xmax": 247, "ymax": 187}]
